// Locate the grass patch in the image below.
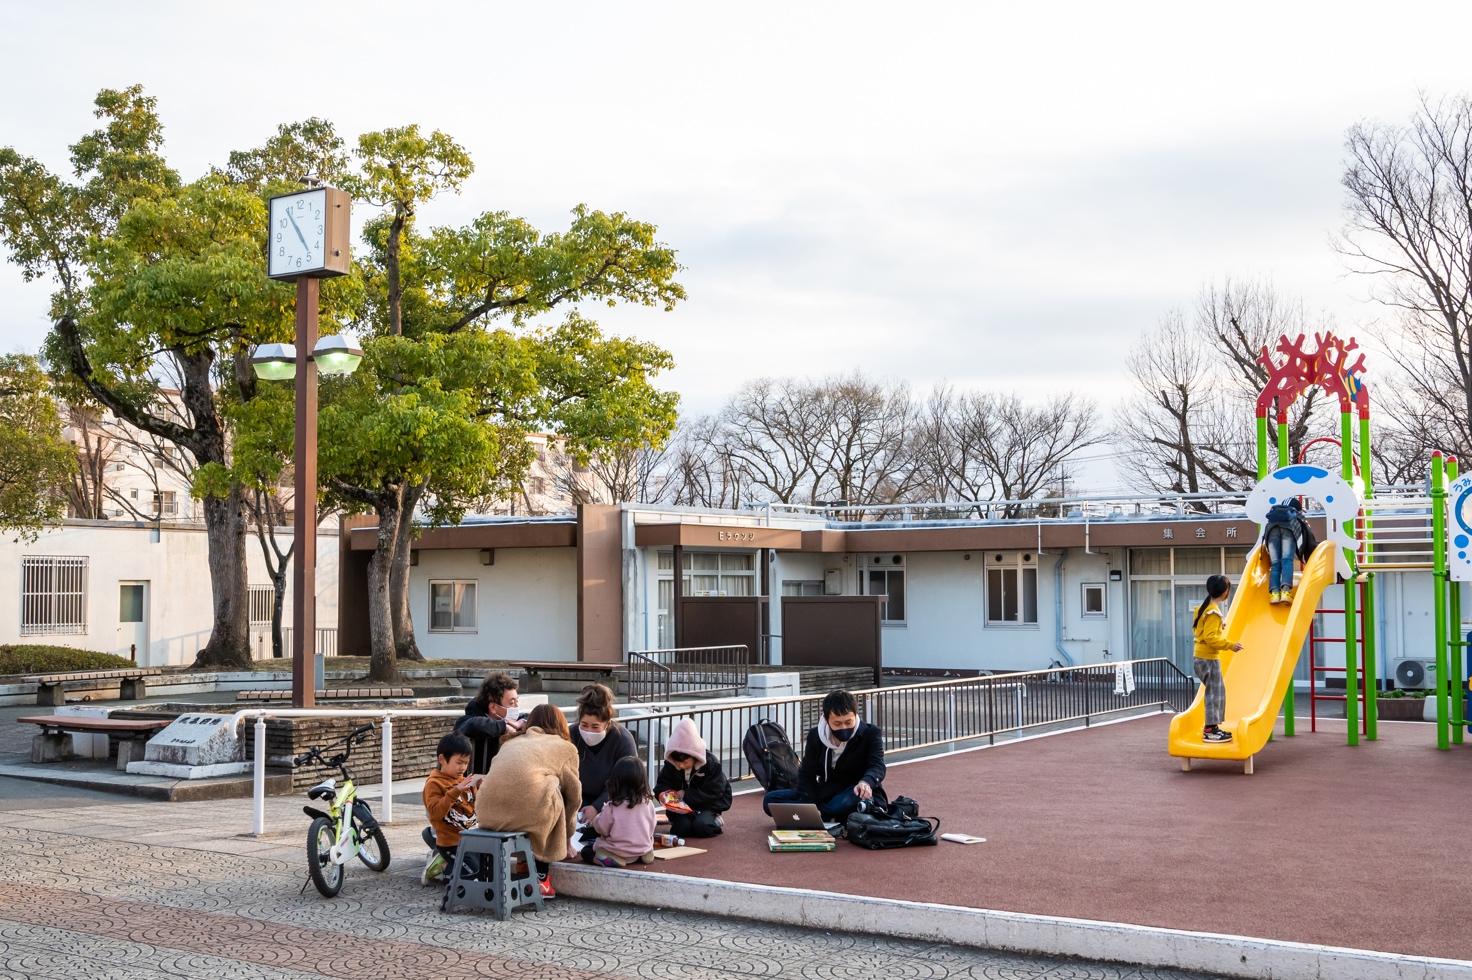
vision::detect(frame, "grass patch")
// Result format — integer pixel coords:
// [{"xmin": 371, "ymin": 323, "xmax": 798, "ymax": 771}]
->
[{"xmin": 0, "ymin": 644, "xmax": 137, "ymax": 676}]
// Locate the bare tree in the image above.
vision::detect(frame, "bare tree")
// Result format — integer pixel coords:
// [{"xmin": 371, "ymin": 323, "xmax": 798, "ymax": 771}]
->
[
  {"xmin": 1340, "ymin": 94, "xmax": 1472, "ymax": 459},
  {"xmin": 810, "ymin": 375, "xmax": 920, "ymax": 505},
  {"xmin": 1118, "ymin": 280, "xmax": 1323, "ymax": 495},
  {"xmin": 61, "ymin": 403, "xmax": 117, "ymax": 519},
  {"xmin": 664, "ymin": 415, "xmax": 752, "ymax": 509}
]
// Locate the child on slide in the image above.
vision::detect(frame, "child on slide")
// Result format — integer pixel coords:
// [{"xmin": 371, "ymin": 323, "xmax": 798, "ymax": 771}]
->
[
  {"xmin": 1192, "ymin": 574, "xmax": 1242, "ymax": 743},
  {"xmin": 1263, "ymin": 497, "xmax": 1317, "ymax": 604}
]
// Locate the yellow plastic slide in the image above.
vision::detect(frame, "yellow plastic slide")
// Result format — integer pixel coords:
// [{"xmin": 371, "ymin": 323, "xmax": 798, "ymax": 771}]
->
[{"xmin": 1168, "ymin": 541, "xmax": 1339, "ymax": 772}]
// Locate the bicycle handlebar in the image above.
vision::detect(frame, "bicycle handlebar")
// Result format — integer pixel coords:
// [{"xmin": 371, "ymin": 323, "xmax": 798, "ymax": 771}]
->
[{"xmin": 291, "ymin": 723, "xmax": 375, "ymax": 769}]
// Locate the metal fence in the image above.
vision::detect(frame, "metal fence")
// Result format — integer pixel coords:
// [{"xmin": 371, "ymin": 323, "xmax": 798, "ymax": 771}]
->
[
  {"xmin": 250, "ymin": 627, "xmax": 339, "ymax": 660},
  {"xmin": 615, "ymin": 657, "xmax": 1195, "ymax": 788},
  {"xmin": 236, "ymin": 657, "xmax": 1192, "ymax": 835},
  {"xmin": 624, "ymin": 645, "xmax": 751, "ymax": 703}
]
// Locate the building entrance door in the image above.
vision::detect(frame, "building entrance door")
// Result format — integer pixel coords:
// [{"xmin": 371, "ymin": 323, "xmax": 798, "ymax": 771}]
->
[{"xmin": 117, "ymin": 581, "xmax": 149, "ymax": 662}]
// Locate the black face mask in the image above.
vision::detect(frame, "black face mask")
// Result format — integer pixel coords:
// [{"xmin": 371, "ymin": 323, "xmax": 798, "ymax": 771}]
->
[{"xmin": 832, "ymin": 726, "xmax": 856, "ymax": 742}]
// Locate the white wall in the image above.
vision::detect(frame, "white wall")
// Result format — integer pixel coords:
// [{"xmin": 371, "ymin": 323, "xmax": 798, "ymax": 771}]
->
[
  {"xmin": 851, "ymin": 549, "xmax": 1123, "ymax": 672},
  {"xmin": 409, "ymin": 547, "xmax": 576, "ymax": 661},
  {"xmin": 0, "ymin": 520, "xmax": 338, "ymax": 667}
]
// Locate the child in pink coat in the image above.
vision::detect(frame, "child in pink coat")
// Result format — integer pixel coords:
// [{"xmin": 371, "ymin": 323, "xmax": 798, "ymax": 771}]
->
[{"xmin": 579, "ymin": 755, "xmax": 657, "ymax": 867}]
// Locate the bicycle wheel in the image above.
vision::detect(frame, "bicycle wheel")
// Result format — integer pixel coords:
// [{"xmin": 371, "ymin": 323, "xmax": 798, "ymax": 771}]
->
[
  {"xmin": 306, "ymin": 816, "xmax": 344, "ymax": 897},
  {"xmin": 356, "ymin": 819, "xmax": 391, "ymax": 872}
]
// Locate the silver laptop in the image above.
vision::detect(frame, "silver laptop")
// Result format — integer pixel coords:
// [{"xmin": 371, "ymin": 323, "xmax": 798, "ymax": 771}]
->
[{"xmin": 769, "ymin": 802, "xmax": 826, "ymax": 830}]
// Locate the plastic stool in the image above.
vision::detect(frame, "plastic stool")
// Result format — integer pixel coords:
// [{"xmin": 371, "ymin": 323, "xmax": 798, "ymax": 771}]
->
[{"xmin": 441, "ymin": 829, "xmax": 543, "ymax": 918}]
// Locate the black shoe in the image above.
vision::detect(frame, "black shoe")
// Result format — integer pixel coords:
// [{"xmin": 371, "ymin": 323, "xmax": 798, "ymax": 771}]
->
[{"xmin": 1203, "ymin": 729, "xmax": 1232, "ymax": 743}]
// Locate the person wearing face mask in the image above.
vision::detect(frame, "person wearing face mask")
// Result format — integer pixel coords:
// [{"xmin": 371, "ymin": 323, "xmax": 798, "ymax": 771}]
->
[
  {"xmin": 454, "ymin": 671, "xmax": 526, "ymax": 774},
  {"xmin": 762, "ymin": 689, "xmax": 887, "ymax": 823},
  {"xmin": 570, "ymin": 683, "xmax": 640, "ymax": 809}
]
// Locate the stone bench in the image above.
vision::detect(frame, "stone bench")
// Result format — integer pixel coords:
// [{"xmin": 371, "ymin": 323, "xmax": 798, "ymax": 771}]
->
[
  {"xmin": 22, "ymin": 668, "xmax": 162, "ymax": 707},
  {"xmin": 19, "ymin": 714, "xmax": 171, "ymax": 769},
  {"xmin": 235, "ymin": 687, "xmax": 414, "ymax": 701},
  {"xmin": 510, "ymin": 661, "xmax": 619, "ymax": 694}
]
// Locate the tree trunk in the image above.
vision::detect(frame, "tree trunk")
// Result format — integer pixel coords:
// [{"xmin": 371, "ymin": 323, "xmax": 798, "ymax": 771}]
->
[
  {"xmin": 270, "ymin": 570, "xmax": 286, "ymax": 659},
  {"xmin": 390, "ymin": 482, "xmax": 425, "ymax": 662},
  {"xmin": 366, "ymin": 492, "xmax": 403, "ymax": 682},
  {"xmin": 192, "ymin": 485, "xmax": 253, "ymax": 670}
]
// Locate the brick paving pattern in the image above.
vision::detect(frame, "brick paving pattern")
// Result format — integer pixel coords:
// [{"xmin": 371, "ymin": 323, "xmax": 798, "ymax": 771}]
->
[{"xmin": 0, "ymin": 815, "xmax": 1223, "ymax": 980}]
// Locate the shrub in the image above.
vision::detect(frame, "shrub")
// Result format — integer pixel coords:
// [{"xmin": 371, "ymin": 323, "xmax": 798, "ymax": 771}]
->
[
  {"xmin": 0, "ymin": 645, "xmax": 137, "ymax": 675},
  {"xmin": 1380, "ymin": 688, "xmax": 1431, "ymax": 699}
]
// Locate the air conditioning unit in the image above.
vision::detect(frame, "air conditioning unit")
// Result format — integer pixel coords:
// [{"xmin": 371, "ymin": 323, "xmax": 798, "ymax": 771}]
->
[{"xmin": 1393, "ymin": 658, "xmax": 1438, "ymax": 691}]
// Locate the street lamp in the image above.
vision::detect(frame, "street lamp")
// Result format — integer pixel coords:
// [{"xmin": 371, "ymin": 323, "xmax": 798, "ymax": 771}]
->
[{"xmin": 260, "ymin": 186, "xmax": 352, "ymax": 708}]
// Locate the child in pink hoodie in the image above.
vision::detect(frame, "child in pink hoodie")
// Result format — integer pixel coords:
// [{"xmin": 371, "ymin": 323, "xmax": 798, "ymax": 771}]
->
[
  {"xmin": 654, "ymin": 718, "xmax": 732, "ymax": 838},
  {"xmin": 579, "ymin": 755, "xmax": 656, "ymax": 867}
]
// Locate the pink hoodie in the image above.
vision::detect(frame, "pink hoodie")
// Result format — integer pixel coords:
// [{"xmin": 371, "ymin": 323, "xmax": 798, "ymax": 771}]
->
[
  {"xmin": 663, "ymin": 718, "xmax": 707, "ymax": 765},
  {"xmin": 589, "ymin": 798, "xmax": 657, "ymax": 860}
]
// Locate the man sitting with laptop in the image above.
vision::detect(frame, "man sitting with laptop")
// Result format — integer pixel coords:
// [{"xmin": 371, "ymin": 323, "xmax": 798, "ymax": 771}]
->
[{"xmin": 763, "ymin": 689, "xmax": 887, "ymax": 826}]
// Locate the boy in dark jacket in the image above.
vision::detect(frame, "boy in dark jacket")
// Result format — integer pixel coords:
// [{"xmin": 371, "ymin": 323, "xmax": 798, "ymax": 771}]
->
[
  {"xmin": 654, "ymin": 718, "xmax": 732, "ymax": 838},
  {"xmin": 762, "ymin": 690, "xmax": 886, "ymax": 823},
  {"xmin": 1263, "ymin": 497, "xmax": 1318, "ymax": 604}
]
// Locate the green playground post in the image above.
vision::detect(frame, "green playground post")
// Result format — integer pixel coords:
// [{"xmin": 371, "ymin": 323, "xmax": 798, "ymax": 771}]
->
[
  {"xmin": 1256, "ymin": 414, "xmax": 1269, "ymax": 480},
  {"xmin": 1449, "ymin": 458, "xmax": 1464, "ymax": 745},
  {"xmin": 1277, "ymin": 413, "xmax": 1295, "ymax": 735},
  {"xmin": 1340, "ymin": 410, "xmax": 1359, "ymax": 745},
  {"xmin": 1432, "ymin": 453, "xmax": 1450, "ymax": 750},
  {"xmin": 1359, "ymin": 412, "xmax": 1378, "ymax": 741}
]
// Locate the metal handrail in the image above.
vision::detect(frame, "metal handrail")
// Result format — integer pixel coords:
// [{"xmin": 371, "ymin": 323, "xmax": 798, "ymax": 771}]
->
[{"xmin": 237, "ymin": 657, "xmax": 1193, "ymax": 836}]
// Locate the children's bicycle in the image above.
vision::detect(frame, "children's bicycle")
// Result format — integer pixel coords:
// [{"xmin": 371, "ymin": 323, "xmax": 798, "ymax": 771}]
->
[{"xmin": 293, "ymin": 723, "xmax": 391, "ymax": 897}]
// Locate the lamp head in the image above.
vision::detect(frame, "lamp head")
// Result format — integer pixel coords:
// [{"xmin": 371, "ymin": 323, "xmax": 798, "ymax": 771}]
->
[
  {"xmin": 251, "ymin": 343, "xmax": 297, "ymax": 381},
  {"xmin": 311, "ymin": 334, "xmax": 363, "ymax": 376}
]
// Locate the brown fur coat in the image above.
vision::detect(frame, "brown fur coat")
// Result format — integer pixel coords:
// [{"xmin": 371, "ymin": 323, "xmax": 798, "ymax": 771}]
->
[{"xmin": 474, "ymin": 728, "xmax": 581, "ymax": 862}]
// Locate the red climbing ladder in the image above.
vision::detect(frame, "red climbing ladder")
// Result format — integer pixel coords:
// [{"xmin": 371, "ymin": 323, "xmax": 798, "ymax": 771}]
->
[{"xmin": 1308, "ymin": 584, "xmax": 1369, "ymax": 734}]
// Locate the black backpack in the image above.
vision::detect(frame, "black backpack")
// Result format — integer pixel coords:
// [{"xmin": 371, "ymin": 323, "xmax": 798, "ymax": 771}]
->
[
  {"xmin": 844, "ymin": 796, "xmax": 939, "ymax": 849},
  {"xmin": 742, "ymin": 719, "xmax": 801, "ymax": 791}
]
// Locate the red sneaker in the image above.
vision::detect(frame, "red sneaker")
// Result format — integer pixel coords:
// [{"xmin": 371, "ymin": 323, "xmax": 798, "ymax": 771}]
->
[{"xmin": 538, "ymin": 874, "xmax": 556, "ymax": 900}]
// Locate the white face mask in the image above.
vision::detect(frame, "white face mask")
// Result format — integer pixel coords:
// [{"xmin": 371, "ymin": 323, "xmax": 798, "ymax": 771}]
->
[{"xmin": 579, "ymin": 727, "xmax": 606, "ymax": 746}]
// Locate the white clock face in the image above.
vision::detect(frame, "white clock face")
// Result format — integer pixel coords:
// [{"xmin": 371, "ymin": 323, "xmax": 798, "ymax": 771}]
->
[{"xmin": 269, "ymin": 189, "xmax": 327, "ymax": 278}]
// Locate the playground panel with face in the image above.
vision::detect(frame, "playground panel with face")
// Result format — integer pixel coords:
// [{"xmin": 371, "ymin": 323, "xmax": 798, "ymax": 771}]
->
[
  {"xmin": 1245, "ymin": 465, "xmax": 1360, "ymax": 580},
  {"xmin": 1448, "ymin": 473, "xmax": 1472, "ymax": 583}
]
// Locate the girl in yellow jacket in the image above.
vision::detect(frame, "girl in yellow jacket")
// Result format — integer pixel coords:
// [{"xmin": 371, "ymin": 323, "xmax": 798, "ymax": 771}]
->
[{"xmin": 1192, "ymin": 574, "xmax": 1242, "ymax": 742}]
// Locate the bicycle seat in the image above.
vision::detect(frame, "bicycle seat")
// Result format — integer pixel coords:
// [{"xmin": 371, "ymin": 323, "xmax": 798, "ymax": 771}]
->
[{"xmin": 307, "ymin": 778, "xmax": 337, "ymax": 801}]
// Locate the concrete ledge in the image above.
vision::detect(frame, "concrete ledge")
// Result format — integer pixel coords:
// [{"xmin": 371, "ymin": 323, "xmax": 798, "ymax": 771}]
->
[
  {"xmin": 0, "ymin": 761, "xmax": 289, "ymax": 801},
  {"xmin": 125, "ymin": 760, "xmax": 252, "ymax": 779},
  {"xmin": 553, "ymin": 865, "xmax": 1471, "ymax": 980}
]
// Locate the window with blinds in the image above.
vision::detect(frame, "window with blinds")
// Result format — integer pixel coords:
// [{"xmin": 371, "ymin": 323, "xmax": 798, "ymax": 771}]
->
[{"xmin": 20, "ymin": 556, "xmax": 88, "ymax": 635}]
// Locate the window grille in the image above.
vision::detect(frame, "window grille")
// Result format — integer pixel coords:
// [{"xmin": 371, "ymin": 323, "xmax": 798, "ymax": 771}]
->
[{"xmin": 20, "ymin": 556, "xmax": 88, "ymax": 635}]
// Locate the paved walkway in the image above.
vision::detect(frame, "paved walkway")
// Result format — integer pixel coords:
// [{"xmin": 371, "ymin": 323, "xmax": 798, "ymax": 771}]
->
[{"xmin": 0, "ymin": 793, "xmax": 1221, "ymax": 980}]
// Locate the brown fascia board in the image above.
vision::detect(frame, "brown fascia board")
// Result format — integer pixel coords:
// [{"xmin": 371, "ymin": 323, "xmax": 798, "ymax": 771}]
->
[
  {"xmin": 633, "ymin": 523, "xmax": 805, "ymax": 550},
  {"xmin": 348, "ymin": 520, "xmax": 576, "ymax": 552}
]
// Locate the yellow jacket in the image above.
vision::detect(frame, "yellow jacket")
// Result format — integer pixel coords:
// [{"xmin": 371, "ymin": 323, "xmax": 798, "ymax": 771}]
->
[{"xmin": 1192, "ymin": 604, "xmax": 1234, "ymax": 660}]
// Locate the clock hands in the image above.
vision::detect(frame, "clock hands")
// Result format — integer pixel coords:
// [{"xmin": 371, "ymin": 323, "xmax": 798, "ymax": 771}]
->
[{"xmin": 285, "ymin": 209, "xmax": 311, "ymax": 253}]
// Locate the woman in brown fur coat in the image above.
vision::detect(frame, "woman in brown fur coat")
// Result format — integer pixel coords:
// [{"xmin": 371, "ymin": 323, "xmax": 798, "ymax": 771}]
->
[{"xmin": 474, "ymin": 703, "xmax": 581, "ymax": 899}]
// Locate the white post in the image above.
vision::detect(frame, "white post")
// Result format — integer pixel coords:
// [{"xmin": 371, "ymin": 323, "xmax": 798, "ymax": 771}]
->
[
  {"xmin": 380, "ymin": 715, "xmax": 394, "ymax": 825},
  {"xmin": 946, "ymin": 691, "xmax": 956, "ymax": 741},
  {"xmin": 252, "ymin": 716, "xmax": 266, "ymax": 837}
]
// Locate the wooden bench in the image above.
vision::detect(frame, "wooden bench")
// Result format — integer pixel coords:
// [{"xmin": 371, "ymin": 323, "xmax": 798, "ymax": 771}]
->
[
  {"xmin": 510, "ymin": 661, "xmax": 620, "ymax": 693},
  {"xmin": 22, "ymin": 668, "xmax": 163, "ymax": 707},
  {"xmin": 18, "ymin": 714, "xmax": 171, "ymax": 770},
  {"xmin": 235, "ymin": 687, "xmax": 414, "ymax": 701}
]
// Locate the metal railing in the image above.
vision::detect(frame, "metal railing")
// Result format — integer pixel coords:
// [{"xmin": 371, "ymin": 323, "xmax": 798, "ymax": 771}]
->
[
  {"xmin": 615, "ymin": 658, "xmax": 1195, "ymax": 789},
  {"xmin": 234, "ymin": 657, "xmax": 1191, "ymax": 836},
  {"xmin": 1357, "ymin": 493, "xmax": 1435, "ymax": 570},
  {"xmin": 250, "ymin": 626, "xmax": 339, "ymax": 660},
  {"xmin": 624, "ymin": 645, "xmax": 751, "ymax": 703}
]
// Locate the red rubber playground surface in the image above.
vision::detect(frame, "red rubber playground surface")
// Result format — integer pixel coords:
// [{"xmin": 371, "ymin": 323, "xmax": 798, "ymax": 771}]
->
[{"xmin": 636, "ymin": 714, "xmax": 1472, "ymax": 961}]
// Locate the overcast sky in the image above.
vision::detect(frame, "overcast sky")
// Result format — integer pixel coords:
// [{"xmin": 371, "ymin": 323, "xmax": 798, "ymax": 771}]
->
[{"xmin": 4, "ymin": 2, "xmax": 1471, "ymax": 491}]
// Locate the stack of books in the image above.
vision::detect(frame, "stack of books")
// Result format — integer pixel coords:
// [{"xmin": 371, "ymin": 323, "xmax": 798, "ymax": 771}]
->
[{"xmin": 767, "ymin": 829, "xmax": 836, "ymax": 852}]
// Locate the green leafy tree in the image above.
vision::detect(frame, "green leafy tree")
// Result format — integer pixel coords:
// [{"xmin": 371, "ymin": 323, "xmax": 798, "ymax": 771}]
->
[
  {"xmin": 0, "ymin": 87, "xmax": 346, "ymax": 669},
  {"xmin": 334, "ymin": 125, "xmax": 685, "ymax": 671},
  {"xmin": 0, "ymin": 355, "xmax": 75, "ymax": 540}
]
